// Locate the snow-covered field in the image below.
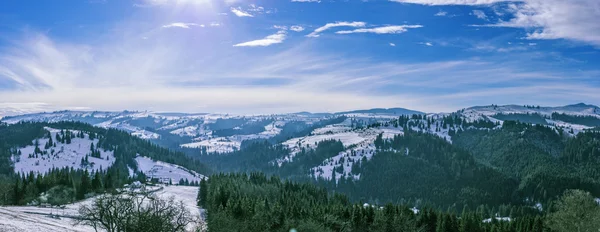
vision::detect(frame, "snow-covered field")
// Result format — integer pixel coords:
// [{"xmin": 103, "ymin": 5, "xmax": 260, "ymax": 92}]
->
[
  {"xmin": 135, "ymin": 156, "xmax": 206, "ymax": 183},
  {"xmin": 13, "ymin": 127, "xmax": 115, "ymax": 175},
  {"xmin": 0, "ymin": 185, "xmax": 203, "ymax": 232}
]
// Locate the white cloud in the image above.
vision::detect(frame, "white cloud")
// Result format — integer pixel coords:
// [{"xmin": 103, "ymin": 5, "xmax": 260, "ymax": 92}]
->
[
  {"xmin": 230, "ymin": 7, "xmax": 253, "ymax": 17},
  {"xmin": 336, "ymin": 25, "xmax": 423, "ymax": 34},
  {"xmin": 435, "ymin": 11, "xmax": 448, "ymax": 16},
  {"xmin": 162, "ymin": 22, "xmax": 200, "ymax": 29},
  {"xmin": 389, "ymin": 43, "xmax": 396, "ymax": 46},
  {"xmin": 291, "ymin": 0, "xmax": 321, "ymax": 2},
  {"xmin": 233, "ymin": 31, "xmax": 287, "ymax": 47},
  {"xmin": 472, "ymin": 10, "xmax": 488, "ymax": 20},
  {"xmin": 489, "ymin": 0, "xmax": 600, "ymax": 46},
  {"xmin": 396, "ymin": 0, "xmax": 600, "ymax": 47},
  {"xmin": 307, "ymin": 21, "xmax": 366, "ymax": 37},
  {"xmin": 247, "ymin": 4, "xmax": 264, "ymax": 12},
  {"xmin": 420, "ymin": 42, "xmax": 434, "ymax": 46},
  {"xmin": 290, "ymin": 26, "xmax": 305, "ymax": 32}
]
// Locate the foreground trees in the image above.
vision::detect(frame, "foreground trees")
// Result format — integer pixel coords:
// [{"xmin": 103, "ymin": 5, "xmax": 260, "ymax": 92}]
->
[
  {"xmin": 546, "ymin": 189, "xmax": 600, "ymax": 232},
  {"xmin": 76, "ymin": 187, "xmax": 198, "ymax": 232}
]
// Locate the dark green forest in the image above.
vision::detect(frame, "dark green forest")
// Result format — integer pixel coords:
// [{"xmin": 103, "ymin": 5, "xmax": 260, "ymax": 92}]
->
[{"xmin": 198, "ymin": 173, "xmax": 600, "ymax": 232}]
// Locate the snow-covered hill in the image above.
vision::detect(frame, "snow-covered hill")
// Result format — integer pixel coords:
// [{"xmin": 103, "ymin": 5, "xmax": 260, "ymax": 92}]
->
[
  {"xmin": 12, "ymin": 127, "xmax": 115, "ymax": 175},
  {"xmin": 276, "ymin": 118, "xmax": 404, "ymax": 181}
]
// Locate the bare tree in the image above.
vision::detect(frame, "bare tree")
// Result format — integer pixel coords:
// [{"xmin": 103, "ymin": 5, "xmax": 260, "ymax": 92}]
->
[{"xmin": 75, "ymin": 186, "xmax": 196, "ymax": 232}]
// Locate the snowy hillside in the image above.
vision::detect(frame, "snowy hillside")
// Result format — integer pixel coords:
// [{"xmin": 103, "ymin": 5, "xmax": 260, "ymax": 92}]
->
[
  {"xmin": 135, "ymin": 156, "xmax": 206, "ymax": 184},
  {"xmin": 277, "ymin": 118, "xmax": 404, "ymax": 181},
  {"xmin": 12, "ymin": 127, "xmax": 115, "ymax": 175}
]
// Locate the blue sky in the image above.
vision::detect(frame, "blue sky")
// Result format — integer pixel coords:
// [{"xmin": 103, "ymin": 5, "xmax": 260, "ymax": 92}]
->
[{"xmin": 0, "ymin": 0, "xmax": 599, "ymax": 114}]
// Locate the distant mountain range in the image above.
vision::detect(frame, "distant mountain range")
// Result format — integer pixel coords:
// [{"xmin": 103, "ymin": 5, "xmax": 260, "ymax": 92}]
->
[{"xmin": 2, "ymin": 103, "xmax": 599, "ymax": 152}]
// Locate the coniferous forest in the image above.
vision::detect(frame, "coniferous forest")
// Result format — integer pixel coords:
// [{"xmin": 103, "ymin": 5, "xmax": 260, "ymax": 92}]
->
[{"xmin": 198, "ymin": 173, "xmax": 600, "ymax": 232}]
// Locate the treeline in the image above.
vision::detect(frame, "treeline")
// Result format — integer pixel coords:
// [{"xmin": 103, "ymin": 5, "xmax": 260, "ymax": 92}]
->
[
  {"xmin": 551, "ymin": 113, "xmax": 600, "ymax": 127},
  {"xmin": 198, "ymin": 173, "xmax": 570, "ymax": 232}
]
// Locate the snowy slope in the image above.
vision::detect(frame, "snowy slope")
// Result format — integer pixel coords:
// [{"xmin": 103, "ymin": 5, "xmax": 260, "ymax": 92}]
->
[
  {"xmin": 135, "ymin": 156, "xmax": 206, "ymax": 183},
  {"xmin": 12, "ymin": 127, "xmax": 115, "ymax": 175},
  {"xmin": 0, "ymin": 207, "xmax": 94, "ymax": 232},
  {"xmin": 275, "ymin": 117, "xmax": 404, "ymax": 181},
  {"xmin": 0, "ymin": 185, "xmax": 203, "ymax": 232},
  {"xmin": 308, "ymin": 127, "xmax": 404, "ymax": 181}
]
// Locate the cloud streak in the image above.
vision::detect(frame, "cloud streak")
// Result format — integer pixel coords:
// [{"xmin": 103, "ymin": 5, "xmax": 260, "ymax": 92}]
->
[
  {"xmin": 162, "ymin": 22, "xmax": 200, "ymax": 28},
  {"xmin": 230, "ymin": 7, "xmax": 253, "ymax": 17},
  {"xmin": 307, "ymin": 21, "xmax": 366, "ymax": 37},
  {"xmin": 336, "ymin": 25, "xmax": 423, "ymax": 34},
  {"xmin": 233, "ymin": 31, "xmax": 286, "ymax": 47}
]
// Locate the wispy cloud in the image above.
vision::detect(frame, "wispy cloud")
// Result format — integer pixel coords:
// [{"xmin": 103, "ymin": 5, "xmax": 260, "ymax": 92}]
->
[
  {"xmin": 389, "ymin": 43, "xmax": 396, "ymax": 46},
  {"xmin": 435, "ymin": 10, "xmax": 448, "ymax": 16},
  {"xmin": 230, "ymin": 7, "xmax": 253, "ymax": 17},
  {"xmin": 307, "ymin": 21, "xmax": 366, "ymax": 37},
  {"xmin": 162, "ymin": 22, "xmax": 200, "ymax": 29},
  {"xmin": 291, "ymin": 0, "xmax": 321, "ymax": 2},
  {"xmin": 290, "ymin": 26, "xmax": 305, "ymax": 32},
  {"xmin": 1, "ymin": 30, "xmax": 599, "ymax": 113},
  {"xmin": 273, "ymin": 25, "xmax": 288, "ymax": 30},
  {"xmin": 419, "ymin": 42, "xmax": 434, "ymax": 46},
  {"xmin": 336, "ymin": 25, "xmax": 423, "ymax": 34},
  {"xmin": 471, "ymin": 10, "xmax": 488, "ymax": 20},
  {"xmin": 233, "ymin": 31, "xmax": 287, "ymax": 47}
]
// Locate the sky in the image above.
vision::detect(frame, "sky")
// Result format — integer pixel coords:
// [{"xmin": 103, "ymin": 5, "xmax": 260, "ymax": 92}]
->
[{"xmin": 0, "ymin": 0, "xmax": 599, "ymax": 115}]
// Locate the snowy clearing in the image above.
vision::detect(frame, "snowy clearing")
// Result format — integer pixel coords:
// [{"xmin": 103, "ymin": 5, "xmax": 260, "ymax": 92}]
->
[{"xmin": 135, "ymin": 156, "xmax": 206, "ymax": 183}]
